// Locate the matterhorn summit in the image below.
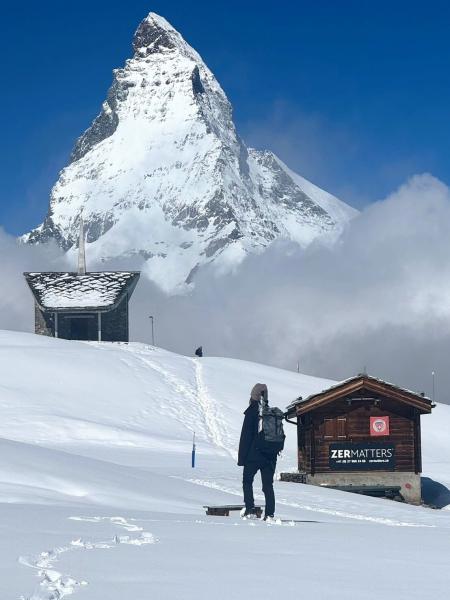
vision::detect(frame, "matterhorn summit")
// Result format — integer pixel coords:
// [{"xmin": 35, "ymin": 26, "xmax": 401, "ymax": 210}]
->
[{"xmin": 25, "ymin": 12, "xmax": 356, "ymax": 292}]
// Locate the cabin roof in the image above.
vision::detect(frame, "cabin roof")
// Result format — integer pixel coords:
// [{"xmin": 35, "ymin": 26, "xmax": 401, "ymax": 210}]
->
[
  {"xmin": 286, "ymin": 374, "xmax": 433, "ymax": 416},
  {"xmin": 24, "ymin": 271, "xmax": 140, "ymax": 312}
]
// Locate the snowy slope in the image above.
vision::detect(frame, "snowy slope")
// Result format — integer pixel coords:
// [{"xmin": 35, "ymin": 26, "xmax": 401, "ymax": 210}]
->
[
  {"xmin": 24, "ymin": 13, "xmax": 356, "ymax": 292},
  {"xmin": 0, "ymin": 331, "xmax": 449, "ymax": 599},
  {"xmin": 274, "ymin": 154, "xmax": 358, "ymax": 225}
]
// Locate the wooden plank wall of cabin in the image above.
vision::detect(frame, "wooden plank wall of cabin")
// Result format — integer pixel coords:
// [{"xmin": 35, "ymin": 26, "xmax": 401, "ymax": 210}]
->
[
  {"xmin": 297, "ymin": 416, "xmax": 311, "ymax": 472},
  {"xmin": 414, "ymin": 409, "xmax": 422, "ymax": 473},
  {"xmin": 309, "ymin": 397, "xmax": 416, "ymax": 473}
]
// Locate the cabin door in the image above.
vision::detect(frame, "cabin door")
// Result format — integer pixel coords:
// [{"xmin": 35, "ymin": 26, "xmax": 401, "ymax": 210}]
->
[
  {"xmin": 70, "ymin": 318, "xmax": 89, "ymax": 340},
  {"xmin": 61, "ymin": 314, "xmax": 97, "ymax": 341}
]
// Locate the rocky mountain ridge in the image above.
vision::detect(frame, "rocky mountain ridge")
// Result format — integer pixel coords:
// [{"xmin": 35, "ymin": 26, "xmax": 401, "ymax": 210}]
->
[{"xmin": 25, "ymin": 12, "xmax": 356, "ymax": 292}]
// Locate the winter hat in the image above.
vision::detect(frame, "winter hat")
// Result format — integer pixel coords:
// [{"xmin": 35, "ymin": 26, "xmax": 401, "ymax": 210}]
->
[{"xmin": 250, "ymin": 383, "xmax": 268, "ymax": 403}]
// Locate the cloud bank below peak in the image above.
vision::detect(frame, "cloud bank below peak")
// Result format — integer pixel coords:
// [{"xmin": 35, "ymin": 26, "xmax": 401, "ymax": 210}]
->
[
  {"xmin": 128, "ymin": 172, "xmax": 450, "ymax": 398},
  {"xmin": 1, "ymin": 172, "xmax": 450, "ymax": 400}
]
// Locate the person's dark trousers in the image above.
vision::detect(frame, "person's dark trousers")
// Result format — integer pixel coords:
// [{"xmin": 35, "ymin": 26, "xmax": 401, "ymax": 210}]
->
[{"xmin": 243, "ymin": 458, "xmax": 276, "ymax": 516}]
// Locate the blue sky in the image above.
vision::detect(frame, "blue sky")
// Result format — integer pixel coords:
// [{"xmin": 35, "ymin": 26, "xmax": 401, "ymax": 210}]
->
[{"xmin": 2, "ymin": 0, "xmax": 449, "ymax": 234}]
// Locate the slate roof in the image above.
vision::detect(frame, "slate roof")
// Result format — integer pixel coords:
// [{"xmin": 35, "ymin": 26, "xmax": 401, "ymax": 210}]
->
[{"xmin": 24, "ymin": 272, "xmax": 140, "ymax": 311}]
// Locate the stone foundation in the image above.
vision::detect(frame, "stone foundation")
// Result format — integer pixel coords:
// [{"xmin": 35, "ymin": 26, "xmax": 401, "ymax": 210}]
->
[{"xmin": 280, "ymin": 471, "xmax": 422, "ymax": 505}]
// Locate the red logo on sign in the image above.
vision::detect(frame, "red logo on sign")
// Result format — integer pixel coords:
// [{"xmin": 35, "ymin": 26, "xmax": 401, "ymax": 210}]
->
[{"xmin": 370, "ymin": 416, "xmax": 390, "ymax": 436}]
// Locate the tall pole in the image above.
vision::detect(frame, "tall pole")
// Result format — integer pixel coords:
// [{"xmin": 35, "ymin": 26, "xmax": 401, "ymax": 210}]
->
[
  {"xmin": 432, "ymin": 370, "xmax": 436, "ymax": 403},
  {"xmin": 149, "ymin": 316, "xmax": 155, "ymax": 346},
  {"xmin": 191, "ymin": 431, "xmax": 196, "ymax": 468}
]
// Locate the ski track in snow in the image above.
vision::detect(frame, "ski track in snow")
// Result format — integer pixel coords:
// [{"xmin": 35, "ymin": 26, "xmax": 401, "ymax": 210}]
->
[
  {"xmin": 192, "ymin": 358, "xmax": 235, "ymax": 458},
  {"xmin": 119, "ymin": 345, "xmax": 235, "ymax": 457},
  {"xmin": 120, "ymin": 345, "xmax": 207, "ymax": 437},
  {"xmin": 118, "ymin": 354, "xmax": 185, "ymax": 425},
  {"xmin": 18, "ymin": 516, "xmax": 157, "ymax": 600},
  {"xmin": 185, "ymin": 478, "xmax": 436, "ymax": 528}
]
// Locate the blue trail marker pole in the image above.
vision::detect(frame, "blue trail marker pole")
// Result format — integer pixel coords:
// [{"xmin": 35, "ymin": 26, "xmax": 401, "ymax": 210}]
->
[{"xmin": 191, "ymin": 432, "xmax": 196, "ymax": 468}]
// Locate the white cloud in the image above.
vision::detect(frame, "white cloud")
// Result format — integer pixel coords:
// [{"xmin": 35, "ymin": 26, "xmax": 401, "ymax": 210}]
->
[
  {"xmin": 129, "ymin": 173, "xmax": 450, "ymax": 400},
  {"xmin": 2, "ymin": 173, "xmax": 450, "ymax": 401},
  {"xmin": 0, "ymin": 230, "xmax": 66, "ymax": 332}
]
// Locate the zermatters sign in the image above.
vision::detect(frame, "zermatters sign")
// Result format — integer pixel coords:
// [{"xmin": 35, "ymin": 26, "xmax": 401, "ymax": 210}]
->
[{"xmin": 329, "ymin": 442, "xmax": 395, "ymax": 471}]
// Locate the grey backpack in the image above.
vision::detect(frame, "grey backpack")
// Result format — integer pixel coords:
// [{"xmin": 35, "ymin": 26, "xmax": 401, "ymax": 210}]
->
[{"xmin": 256, "ymin": 403, "xmax": 286, "ymax": 455}]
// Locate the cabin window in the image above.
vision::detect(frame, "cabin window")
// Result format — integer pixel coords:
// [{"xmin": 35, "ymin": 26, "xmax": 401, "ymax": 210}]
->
[
  {"xmin": 337, "ymin": 417, "xmax": 347, "ymax": 439},
  {"xmin": 324, "ymin": 418, "xmax": 334, "ymax": 439},
  {"xmin": 323, "ymin": 417, "xmax": 348, "ymax": 440}
]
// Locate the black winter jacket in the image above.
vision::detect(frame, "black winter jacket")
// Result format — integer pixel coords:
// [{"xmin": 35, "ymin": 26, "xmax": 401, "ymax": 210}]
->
[{"xmin": 238, "ymin": 401, "xmax": 261, "ymax": 466}]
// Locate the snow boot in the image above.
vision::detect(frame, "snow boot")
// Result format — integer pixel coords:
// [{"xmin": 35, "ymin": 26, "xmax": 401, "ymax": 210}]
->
[
  {"xmin": 263, "ymin": 515, "xmax": 280, "ymax": 524},
  {"xmin": 241, "ymin": 507, "xmax": 259, "ymax": 519}
]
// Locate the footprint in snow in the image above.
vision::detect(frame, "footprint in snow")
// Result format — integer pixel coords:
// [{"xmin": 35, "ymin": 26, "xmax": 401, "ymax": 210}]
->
[{"xmin": 18, "ymin": 516, "xmax": 157, "ymax": 600}]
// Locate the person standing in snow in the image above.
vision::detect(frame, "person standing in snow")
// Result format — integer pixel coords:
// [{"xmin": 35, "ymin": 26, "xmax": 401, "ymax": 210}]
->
[{"xmin": 238, "ymin": 383, "xmax": 277, "ymax": 520}]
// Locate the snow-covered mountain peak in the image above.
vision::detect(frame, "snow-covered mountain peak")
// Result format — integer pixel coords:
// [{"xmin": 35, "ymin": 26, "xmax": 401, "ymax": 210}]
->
[
  {"xmin": 134, "ymin": 12, "xmax": 180, "ymax": 49},
  {"xmin": 133, "ymin": 12, "xmax": 202, "ymax": 62},
  {"xmin": 24, "ymin": 12, "xmax": 357, "ymax": 293}
]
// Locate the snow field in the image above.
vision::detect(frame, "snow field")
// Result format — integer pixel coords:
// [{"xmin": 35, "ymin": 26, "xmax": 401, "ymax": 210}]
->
[{"xmin": 0, "ymin": 330, "xmax": 449, "ymax": 598}]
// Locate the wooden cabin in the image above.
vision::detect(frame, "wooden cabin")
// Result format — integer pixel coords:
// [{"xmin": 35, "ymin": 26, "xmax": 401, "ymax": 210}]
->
[{"xmin": 284, "ymin": 375, "xmax": 433, "ymax": 504}]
